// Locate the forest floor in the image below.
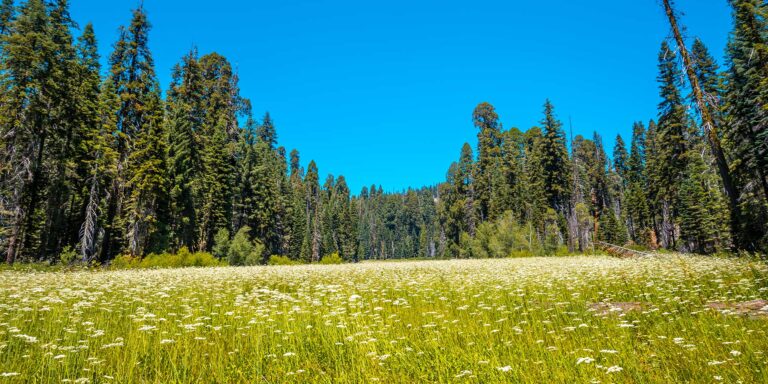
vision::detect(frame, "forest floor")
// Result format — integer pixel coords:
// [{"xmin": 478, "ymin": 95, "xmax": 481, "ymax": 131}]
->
[{"xmin": 1, "ymin": 255, "xmax": 767, "ymax": 383}]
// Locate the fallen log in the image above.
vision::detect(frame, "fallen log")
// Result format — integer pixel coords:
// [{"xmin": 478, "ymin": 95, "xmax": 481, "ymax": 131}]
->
[{"xmin": 595, "ymin": 241, "xmax": 652, "ymax": 259}]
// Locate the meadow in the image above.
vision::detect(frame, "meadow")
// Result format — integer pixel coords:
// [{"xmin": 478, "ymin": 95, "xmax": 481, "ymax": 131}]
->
[{"xmin": 1, "ymin": 255, "xmax": 767, "ymax": 383}]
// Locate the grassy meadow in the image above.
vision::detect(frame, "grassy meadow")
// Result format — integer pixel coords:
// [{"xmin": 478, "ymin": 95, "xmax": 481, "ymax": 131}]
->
[{"xmin": 1, "ymin": 255, "xmax": 767, "ymax": 383}]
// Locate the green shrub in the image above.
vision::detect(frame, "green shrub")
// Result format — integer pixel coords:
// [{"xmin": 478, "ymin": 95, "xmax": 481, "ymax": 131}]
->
[
  {"xmin": 109, "ymin": 248, "xmax": 222, "ymax": 269},
  {"xmin": 244, "ymin": 242, "xmax": 265, "ymax": 266},
  {"xmin": 212, "ymin": 228, "xmax": 230, "ymax": 260},
  {"xmin": 111, "ymin": 255, "xmax": 141, "ymax": 269},
  {"xmin": 319, "ymin": 252, "xmax": 343, "ymax": 265},
  {"xmin": 228, "ymin": 226, "xmax": 265, "ymax": 266},
  {"xmin": 268, "ymin": 255, "xmax": 300, "ymax": 266},
  {"xmin": 59, "ymin": 246, "xmax": 78, "ymax": 266},
  {"xmin": 460, "ymin": 212, "xmax": 543, "ymax": 258}
]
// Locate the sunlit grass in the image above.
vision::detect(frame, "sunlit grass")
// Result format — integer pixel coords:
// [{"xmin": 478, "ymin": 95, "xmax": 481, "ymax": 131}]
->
[{"xmin": 1, "ymin": 255, "xmax": 767, "ymax": 383}]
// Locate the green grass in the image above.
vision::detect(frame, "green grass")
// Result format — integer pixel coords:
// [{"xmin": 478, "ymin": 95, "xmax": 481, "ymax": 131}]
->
[{"xmin": 0, "ymin": 255, "xmax": 767, "ymax": 383}]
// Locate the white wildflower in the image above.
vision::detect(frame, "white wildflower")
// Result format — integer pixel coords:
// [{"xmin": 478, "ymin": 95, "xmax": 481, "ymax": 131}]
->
[
  {"xmin": 606, "ymin": 365, "xmax": 623, "ymax": 374},
  {"xmin": 576, "ymin": 357, "xmax": 595, "ymax": 365}
]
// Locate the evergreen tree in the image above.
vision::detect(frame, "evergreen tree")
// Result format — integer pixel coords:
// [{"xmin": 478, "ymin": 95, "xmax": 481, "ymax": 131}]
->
[
  {"xmin": 257, "ymin": 112, "xmax": 277, "ymax": 149},
  {"xmin": 196, "ymin": 53, "xmax": 242, "ymax": 250},
  {"xmin": 678, "ymin": 142, "xmax": 731, "ymax": 253},
  {"xmin": 536, "ymin": 100, "xmax": 571, "ymax": 215},
  {"xmin": 724, "ymin": 0, "xmax": 768, "ymax": 248},
  {"xmin": 0, "ymin": 0, "xmax": 14, "ymax": 37},
  {"xmin": 613, "ymin": 135, "xmax": 629, "ymax": 186},
  {"xmin": 288, "ymin": 149, "xmax": 306, "ymax": 260},
  {"xmin": 653, "ymin": 41, "xmax": 690, "ymax": 249},
  {"xmin": 472, "ymin": 102, "xmax": 502, "ymax": 221},
  {"xmin": 303, "ymin": 160, "xmax": 321, "ymax": 262},
  {"xmin": 165, "ymin": 50, "xmax": 204, "ymax": 250},
  {"xmin": 2, "ymin": 0, "xmax": 78, "ymax": 262}
]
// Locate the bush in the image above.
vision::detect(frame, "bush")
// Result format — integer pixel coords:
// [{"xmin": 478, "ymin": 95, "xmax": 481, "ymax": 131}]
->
[
  {"xmin": 461, "ymin": 212, "xmax": 543, "ymax": 258},
  {"xmin": 212, "ymin": 228, "xmax": 230, "ymax": 260},
  {"xmin": 244, "ymin": 242, "xmax": 265, "ymax": 266},
  {"xmin": 111, "ymin": 254, "xmax": 141, "ymax": 269},
  {"xmin": 59, "ymin": 246, "xmax": 78, "ymax": 266},
  {"xmin": 319, "ymin": 252, "xmax": 343, "ymax": 265},
  {"xmin": 228, "ymin": 226, "xmax": 265, "ymax": 266},
  {"xmin": 268, "ymin": 255, "xmax": 300, "ymax": 266},
  {"xmin": 110, "ymin": 247, "xmax": 222, "ymax": 269}
]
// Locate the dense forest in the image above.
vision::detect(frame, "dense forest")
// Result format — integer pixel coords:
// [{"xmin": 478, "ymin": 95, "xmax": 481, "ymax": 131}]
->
[{"xmin": 1, "ymin": 0, "xmax": 767, "ymax": 265}]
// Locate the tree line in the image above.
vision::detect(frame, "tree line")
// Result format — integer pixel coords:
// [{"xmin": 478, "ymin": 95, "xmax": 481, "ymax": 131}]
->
[{"xmin": 1, "ymin": 1, "xmax": 766, "ymax": 265}]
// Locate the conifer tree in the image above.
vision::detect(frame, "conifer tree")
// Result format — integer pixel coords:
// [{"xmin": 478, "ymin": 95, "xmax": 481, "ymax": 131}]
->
[
  {"xmin": 0, "ymin": 0, "xmax": 14, "ymax": 37},
  {"xmin": 472, "ymin": 102, "xmax": 502, "ymax": 221},
  {"xmin": 99, "ymin": 6, "xmax": 165, "ymax": 259},
  {"xmin": 678, "ymin": 142, "xmax": 731, "ymax": 253},
  {"xmin": 288, "ymin": 149, "xmax": 306, "ymax": 260},
  {"xmin": 2, "ymin": 0, "xmax": 73, "ymax": 262},
  {"xmin": 724, "ymin": 0, "xmax": 768, "ymax": 248},
  {"xmin": 304, "ymin": 160, "xmax": 321, "ymax": 262},
  {"xmin": 257, "ymin": 112, "xmax": 277, "ymax": 150},
  {"xmin": 537, "ymin": 100, "xmax": 571, "ymax": 215},
  {"xmin": 653, "ymin": 42, "xmax": 690, "ymax": 249},
  {"xmin": 166, "ymin": 50, "xmax": 204, "ymax": 250},
  {"xmin": 613, "ymin": 135, "xmax": 629, "ymax": 186},
  {"xmin": 196, "ymin": 53, "xmax": 242, "ymax": 250}
]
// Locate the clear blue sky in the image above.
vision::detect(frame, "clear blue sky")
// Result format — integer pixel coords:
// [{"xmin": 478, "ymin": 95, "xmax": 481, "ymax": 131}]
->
[{"xmin": 68, "ymin": 0, "xmax": 732, "ymax": 194}]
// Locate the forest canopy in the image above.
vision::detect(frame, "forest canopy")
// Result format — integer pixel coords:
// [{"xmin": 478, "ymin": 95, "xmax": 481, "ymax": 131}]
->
[{"xmin": 1, "ymin": 0, "xmax": 767, "ymax": 265}]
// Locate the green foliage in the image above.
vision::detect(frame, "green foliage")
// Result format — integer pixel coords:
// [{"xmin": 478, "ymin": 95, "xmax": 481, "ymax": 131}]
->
[
  {"xmin": 543, "ymin": 209, "xmax": 562, "ymax": 255},
  {"xmin": 212, "ymin": 228, "xmax": 230, "ymax": 260},
  {"xmin": 598, "ymin": 211, "xmax": 628, "ymax": 246},
  {"xmin": 3, "ymin": 0, "xmax": 768, "ymax": 267},
  {"xmin": 267, "ymin": 255, "xmax": 300, "ymax": 266},
  {"xmin": 461, "ymin": 212, "xmax": 541, "ymax": 258},
  {"xmin": 110, "ymin": 247, "xmax": 222, "ymax": 269},
  {"xmin": 319, "ymin": 252, "xmax": 343, "ymax": 265},
  {"xmin": 472, "ymin": 102, "xmax": 502, "ymax": 221},
  {"xmin": 228, "ymin": 226, "xmax": 265, "ymax": 266},
  {"xmin": 58, "ymin": 246, "xmax": 78, "ymax": 266},
  {"xmin": 537, "ymin": 100, "xmax": 571, "ymax": 213}
]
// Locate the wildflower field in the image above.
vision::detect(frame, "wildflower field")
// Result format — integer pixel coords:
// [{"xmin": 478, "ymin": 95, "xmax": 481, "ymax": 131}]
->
[{"xmin": 1, "ymin": 256, "xmax": 767, "ymax": 383}]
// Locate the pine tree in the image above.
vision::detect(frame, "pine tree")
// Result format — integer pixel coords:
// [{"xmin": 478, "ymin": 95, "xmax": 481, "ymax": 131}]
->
[
  {"xmin": 678, "ymin": 141, "xmax": 731, "ymax": 253},
  {"xmin": 124, "ymin": 94, "xmax": 167, "ymax": 256},
  {"xmin": 537, "ymin": 100, "xmax": 571, "ymax": 215},
  {"xmin": 623, "ymin": 122, "xmax": 652, "ymax": 244},
  {"xmin": 196, "ymin": 53, "xmax": 242, "ymax": 250},
  {"xmin": 472, "ymin": 102, "xmax": 502, "ymax": 221},
  {"xmin": 257, "ymin": 112, "xmax": 277, "ymax": 150},
  {"xmin": 653, "ymin": 41, "xmax": 690, "ymax": 249},
  {"xmin": 2, "ymin": 0, "xmax": 74, "ymax": 262},
  {"xmin": 75, "ymin": 22, "xmax": 111, "ymax": 262},
  {"xmin": 304, "ymin": 160, "xmax": 321, "ymax": 262},
  {"xmin": 724, "ymin": 0, "xmax": 768, "ymax": 248},
  {"xmin": 0, "ymin": 0, "xmax": 14, "ymax": 37},
  {"xmin": 99, "ymin": 6, "xmax": 166, "ymax": 259},
  {"xmin": 288, "ymin": 149, "xmax": 306, "ymax": 260},
  {"xmin": 166, "ymin": 50, "xmax": 204, "ymax": 250},
  {"xmin": 613, "ymin": 135, "xmax": 629, "ymax": 186}
]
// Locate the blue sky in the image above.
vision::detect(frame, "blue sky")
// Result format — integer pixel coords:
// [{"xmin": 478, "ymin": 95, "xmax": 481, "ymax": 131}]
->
[{"xmin": 68, "ymin": 0, "xmax": 733, "ymax": 193}]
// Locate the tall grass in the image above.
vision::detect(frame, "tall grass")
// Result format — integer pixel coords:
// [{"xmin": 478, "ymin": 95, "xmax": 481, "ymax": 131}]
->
[{"xmin": 0, "ymin": 255, "xmax": 766, "ymax": 382}]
